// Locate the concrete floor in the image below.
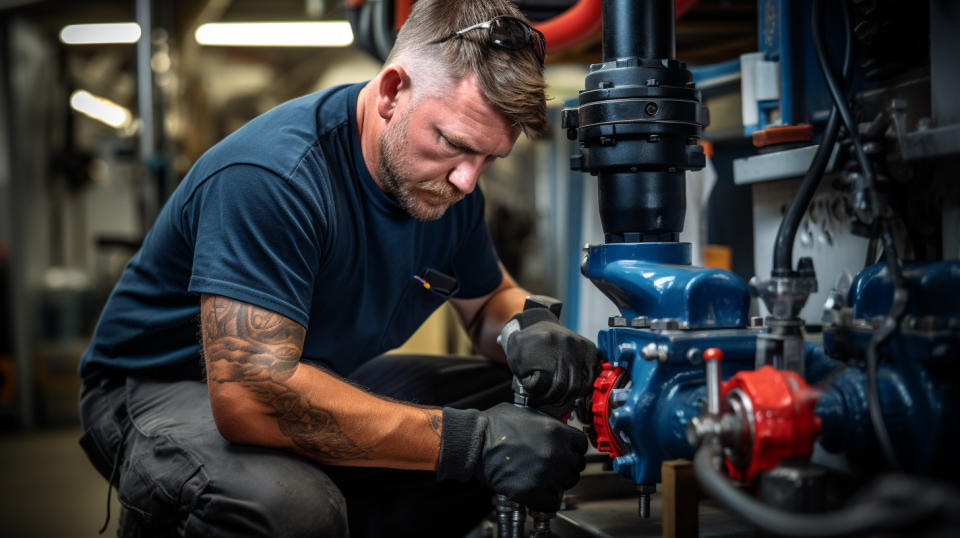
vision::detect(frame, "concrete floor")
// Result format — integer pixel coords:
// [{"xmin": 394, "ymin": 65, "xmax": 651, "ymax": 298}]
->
[{"xmin": 0, "ymin": 427, "xmax": 120, "ymax": 537}]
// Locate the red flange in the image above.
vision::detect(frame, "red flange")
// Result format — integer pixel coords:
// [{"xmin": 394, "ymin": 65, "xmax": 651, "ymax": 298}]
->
[
  {"xmin": 721, "ymin": 366, "xmax": 822, "ymax": 482},
  {"xmin": 591, "ymin": 361, "xmax": 626, "ymax": 457}
]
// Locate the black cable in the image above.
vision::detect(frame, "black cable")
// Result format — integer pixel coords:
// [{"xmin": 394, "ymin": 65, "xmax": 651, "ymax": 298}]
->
[
  {"xmin": 692, "ymin": 444, "xmax": 951, "ymax": 537},
  {"xmin": 772, "ymin": 0, "xmax": 853, "ymax": 274},
  {"xmin": 864, "ymin": 220, "xmax": 908, "ymax": 469},
  {"xmin": 812, "ymin": 0, "xmax": 876, "ymax": 191},
  {"xmin": 813, "ymin": 0, "xmax": 906, "ymax": 471}
]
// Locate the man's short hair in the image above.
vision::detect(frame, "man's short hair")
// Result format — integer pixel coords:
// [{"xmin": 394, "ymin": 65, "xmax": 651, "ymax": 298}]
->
[{"xmin": 386, "ymin": 0, "xmax": 548, "ymax": 139}]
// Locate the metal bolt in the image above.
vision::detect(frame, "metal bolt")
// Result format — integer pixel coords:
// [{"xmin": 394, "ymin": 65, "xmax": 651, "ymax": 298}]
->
[
  {"xmin": 687, "ymin": 136, "xmax": 699, "ymax": 145},
  {"xmin": 637, "ymin": 484, "xmax": 656, "ymax": 519},
  {"xmin": 641, "ymin": 342, "xmax": 669, "ymax": 362},
  {"xmin": 644, "ymin": 102, "xmax": 659, "ymax": 116},
  {"xmin": 630, "ymin": 316, "xmax": 650, "ymax": 328},
  {"xmin": 645, "ymin": 78, "xmax": 660, "ymax": 87},
  {"xmin": 686, "ymin": 347, "xmax": 703, "ymax": 365},
  {"xmin": 651, "ymin": 318, "xmax": 681, "ymax": 331},
  {"xmin": 750, "ymin": 316, "xmax": 764, "ymax": 328},
  {"xmin": 648, "ymin": 134, "xmax": 661, "ymax": 143},
  {"xmin": 609, "ymin": 316, "xmax": 628, "ymax": 327},
  {"xmin": 598, "ymin": 80, "xmax": 613, "ymax": 89}
]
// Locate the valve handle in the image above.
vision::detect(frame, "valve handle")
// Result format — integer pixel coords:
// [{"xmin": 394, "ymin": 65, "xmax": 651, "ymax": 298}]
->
[{"xmin": 704, "ymin": 347, "xmax": 723, "ymax": 416}]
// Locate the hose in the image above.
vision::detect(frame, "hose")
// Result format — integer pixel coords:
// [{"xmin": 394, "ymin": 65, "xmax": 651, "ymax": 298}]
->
[
  {"xmin": 812, "ymin": 0, "xmax": 908, "ymax": 471},
  {"xmin": 811, "ymin": 0, "xmax": 876, "ymax": 191},
  {"xmin": 371, "ymin": 0, "xmax": 395, "ymax": 62},
  {"xmin": 864, "ymin": 220, "xmax": 908, "ymax": 470},
  {"xmin": 692, "ymin": 444, "xmax": 955, "ymax": 537},
  {"xmin": 771, "ymin": 0, "xmax": 853, "ymax": 274}
]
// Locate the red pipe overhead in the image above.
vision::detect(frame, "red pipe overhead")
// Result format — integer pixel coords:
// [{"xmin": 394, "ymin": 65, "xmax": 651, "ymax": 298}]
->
[
  {"xmin": 533, "ymin": 0, "xmax": 699, "ymax": 55},
  {"xmin": 386, "ymin": 0, "xmax": 701, "ymax": 56}
]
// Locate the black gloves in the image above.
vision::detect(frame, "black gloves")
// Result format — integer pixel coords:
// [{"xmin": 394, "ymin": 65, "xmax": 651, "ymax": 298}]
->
[
  {"xmin": 437, "ymin": 404, "xmax": 587, "ymax": 512},
  {"xmin": 502, "ymin": 308, "xmax": 601, "ymax": 419}
]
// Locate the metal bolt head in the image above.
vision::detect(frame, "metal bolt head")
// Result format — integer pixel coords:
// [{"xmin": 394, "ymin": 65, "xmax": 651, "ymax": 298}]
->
[
  {"xmin": 644, "ymin": 102, "xmax": 659, "ymax": 116},
  {"xmin": 651, "ymin": 318, "xmax": 681, "ymax": 331},
  {"xmin": 609, "ymin": 316, "xmax": 627, "ymax": 327},
  {"xmin": 750, "ymin": 316, "xmax": 764, "ymax": 328},
  {"xmin": 648, "ymin": 134, "xmax": 661, "ymax": 143},
  {"xmin": 645, "ymin": 78, "xmax": 660, "ymax": 87},
  {"xmin": 630, "ymin": 316, "xmax": 650, "ymax": 328},
  {"xmin": 640, "ymin": 342, "xmax": 660, "ymax": 361}
]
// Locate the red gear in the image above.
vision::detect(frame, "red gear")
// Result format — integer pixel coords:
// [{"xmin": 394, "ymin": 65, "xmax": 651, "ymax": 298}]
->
[
  {"xmin": 721, "ymin": 366, "xmax": 822, "ymax": 482},
  {"xmin": 591, "ymin": 362, "xmax": 626, "ymax": 457}
]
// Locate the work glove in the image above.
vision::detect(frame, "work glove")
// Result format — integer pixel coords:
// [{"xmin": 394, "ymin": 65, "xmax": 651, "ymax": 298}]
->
[
  {"xmin": 502, "ymin": 308, "xmax": 601, "ymax": 419},
  {"xmin": 436, "ymin": 403, "xmax": 588, "ymax": 512}
]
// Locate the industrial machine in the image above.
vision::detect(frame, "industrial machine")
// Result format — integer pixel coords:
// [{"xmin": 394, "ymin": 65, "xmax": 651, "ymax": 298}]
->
[
  {"xmin": 347, "ymin": 0, "xmax": 960, "ymax": 535},
  {"xmin": 560, "ymin": 0, "xmax": 960, "ymax": 536}
]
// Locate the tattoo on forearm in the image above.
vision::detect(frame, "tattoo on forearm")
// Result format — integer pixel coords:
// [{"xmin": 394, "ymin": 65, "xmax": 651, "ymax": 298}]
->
[
  {"xmin": 423, "ymin": 410, "xmax": 442, "ymax": 440},
  {"xmin": 202, "ymin": 295, "xmax": 371, "ymax": 460}
]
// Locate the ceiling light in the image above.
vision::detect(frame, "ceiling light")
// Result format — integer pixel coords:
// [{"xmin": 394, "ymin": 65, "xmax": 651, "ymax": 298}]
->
[
  {"xmin": 70, "ymin": 90, "xmax": 133, "ymax": 129},
  {"xmin": 60, "ymin": 23, "xmax": 141, "ymax": 45},
  {"xmin": 194, "ymin": 22, "xmax": 354, "ymax": 47}
]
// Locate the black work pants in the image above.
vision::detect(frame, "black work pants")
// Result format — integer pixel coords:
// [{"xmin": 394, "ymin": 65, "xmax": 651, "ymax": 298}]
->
[{"xmin": 79, "ymin": 354, "xmax": 513, "ymax": 537}]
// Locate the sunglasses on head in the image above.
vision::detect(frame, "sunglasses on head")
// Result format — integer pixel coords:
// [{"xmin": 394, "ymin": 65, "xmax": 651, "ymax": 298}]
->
[{"xmin": 431, "ymin": 16, "xmax": 545, "ymax": 66}]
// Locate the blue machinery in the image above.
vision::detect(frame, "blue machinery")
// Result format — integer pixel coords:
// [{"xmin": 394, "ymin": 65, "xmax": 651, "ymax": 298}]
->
[{"xmin": 562, "ymin": 0, "xmax": 960, "ymax": 533}]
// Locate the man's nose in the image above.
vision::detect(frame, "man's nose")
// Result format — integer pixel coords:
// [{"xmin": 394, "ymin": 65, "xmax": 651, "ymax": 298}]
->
[{"xmin": 447, "ymin": 158, "xmax": 485, "ymax": 194}]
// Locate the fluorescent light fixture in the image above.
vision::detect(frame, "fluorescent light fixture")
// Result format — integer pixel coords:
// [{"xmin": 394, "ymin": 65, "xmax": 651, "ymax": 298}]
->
[
  {"xmin": 70, "ymin": 90, "xmax": 133, "ymax": 129},
  {"xmin": 60, "ymin": 23, "xmax": 141, "ymax": 45},
  {"xmin": 195, "ymin": 22, "xmax": 354, "ymax": 47}
]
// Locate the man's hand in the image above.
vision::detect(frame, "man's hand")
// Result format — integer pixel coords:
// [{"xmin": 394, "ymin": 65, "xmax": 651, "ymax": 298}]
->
[
  {"xmin": 436, "ymin": 403, "xmax": 587, "ymax": 512},
  {"xmin": 502, "ymin": 309, "xmax": 600, "ymax": 419}
]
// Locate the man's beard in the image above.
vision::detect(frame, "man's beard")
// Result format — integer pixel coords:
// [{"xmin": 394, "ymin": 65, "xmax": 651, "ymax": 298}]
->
[{"xmin": 377, "ymin": 112, "xmax": 465, "ymax": 221}]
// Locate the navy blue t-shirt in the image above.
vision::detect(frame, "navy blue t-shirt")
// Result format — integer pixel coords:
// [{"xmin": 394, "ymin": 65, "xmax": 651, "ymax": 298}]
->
[{"xmin": 80, "ymin": 83, "xmax": 502, "ymax": 380}]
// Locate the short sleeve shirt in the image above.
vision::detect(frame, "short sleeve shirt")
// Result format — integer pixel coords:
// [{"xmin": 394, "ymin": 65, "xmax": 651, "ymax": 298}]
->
[{"xmin": 80, "ymin": 83, "xmax": 503, "ymax": 380}]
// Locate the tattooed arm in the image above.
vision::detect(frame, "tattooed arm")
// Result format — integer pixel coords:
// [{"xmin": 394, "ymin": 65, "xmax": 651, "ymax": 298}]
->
[{"xmin": 201, "ymin": 293, "xmax": 442, "ymax": 469}]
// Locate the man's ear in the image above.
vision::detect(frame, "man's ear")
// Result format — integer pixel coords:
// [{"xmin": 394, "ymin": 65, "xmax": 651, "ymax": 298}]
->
[{"xmin": 376, "ymin": 65, "xmax": 410, "ymax": 121}]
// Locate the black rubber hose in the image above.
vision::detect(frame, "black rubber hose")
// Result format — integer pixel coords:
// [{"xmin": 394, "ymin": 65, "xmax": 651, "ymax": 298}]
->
[
  {"xmin": 772, "ymin": 0, "xmax": 854, "ymax": 274},
  {"xmin": 864, "ymin": 219, "xmax": 908, "ymax": 470},
  {"xmin": 813, "ymin": 0, "xmax": 907, "ymax": 471},
  {"xmin": 811, "ymin": 0, "xmax": 876, "ymax": 189},
  {"xmin": 692, "ymin": 445, "xmax": 948, "ymax": 537}
]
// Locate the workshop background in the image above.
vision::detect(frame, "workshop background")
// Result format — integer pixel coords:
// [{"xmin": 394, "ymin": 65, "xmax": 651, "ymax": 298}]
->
[{"xmin": 2, "ymin": 0, "xmax": 956, "ymax": 537}]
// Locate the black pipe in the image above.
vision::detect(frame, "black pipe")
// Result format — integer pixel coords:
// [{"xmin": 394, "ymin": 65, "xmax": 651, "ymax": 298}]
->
[
  {"xmin": 772, "ymin": 0, "xmax": 853, "ymax": 274},
  {"xmin": 602, "ymin": 0, "xmax": 675, "ymax": 61},
  {"xmin": 692, "ymin": 445, "xmax": 957, "ymax": 537}
]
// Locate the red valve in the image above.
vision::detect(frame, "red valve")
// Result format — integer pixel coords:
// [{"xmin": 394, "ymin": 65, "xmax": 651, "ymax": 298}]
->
[
  {"xmin": 591, "ymin": 362, "xmax": 626, "ymax": 457},
  {"xmin": 721, "ymin": 366, "xmax": 822, "ymax": 482}
]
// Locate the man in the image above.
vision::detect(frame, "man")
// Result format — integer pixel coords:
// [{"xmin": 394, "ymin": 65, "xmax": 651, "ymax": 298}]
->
[{"xmin": 79, "ymin": 0, "xmax": 599, "ymax": 536}]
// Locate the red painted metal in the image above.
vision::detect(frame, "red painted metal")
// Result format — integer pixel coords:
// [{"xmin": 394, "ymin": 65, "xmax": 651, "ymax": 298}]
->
[
  {"xmin": 591, "ymin": 361, "xmax": 626, "ymax": 457},
  {"xmin": 534, "ymin": 0, "xmax": 701, "ymax": 55},
  {"xmin": 721, "ymin": 366, "xmax": 822, "ymax": 482}
]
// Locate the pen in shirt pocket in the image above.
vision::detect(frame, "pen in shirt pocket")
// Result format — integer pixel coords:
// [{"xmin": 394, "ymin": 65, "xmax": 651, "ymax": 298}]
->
[{"xmin": 413, "ymin": 267, "xmax": 458, "ymax": 298}]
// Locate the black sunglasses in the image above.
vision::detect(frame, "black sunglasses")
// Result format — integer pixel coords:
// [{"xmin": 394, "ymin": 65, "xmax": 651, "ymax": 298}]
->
[{"xmin": 431, "ymin": 16, "xmax": 545, "ymax": 66}]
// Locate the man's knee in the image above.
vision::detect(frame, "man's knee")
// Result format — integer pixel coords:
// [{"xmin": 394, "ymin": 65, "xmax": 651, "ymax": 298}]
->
[{"xmin": 186, "ymin": 456, "xmax": 349, "ymax": 537}]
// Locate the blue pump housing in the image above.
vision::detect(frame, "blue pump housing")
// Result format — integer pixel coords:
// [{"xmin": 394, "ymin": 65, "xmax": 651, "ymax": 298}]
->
[
  {"xmin": 586, "ymin": 241, "xmax": 960, "ymax": 485},
  {"xmin": 599, "ymin": 327, "xmax": 758, "ymax": 485},
  {"xmin": 584, "ymin": 241, "xmax": 756, "ymax": 485},
  {"xmin": 815, "ymin": 260, "xmax": 960, "ymax": 479},
  {"xmin": 582, "ymin": 243, "xmax": 751, "ymax": 328}
]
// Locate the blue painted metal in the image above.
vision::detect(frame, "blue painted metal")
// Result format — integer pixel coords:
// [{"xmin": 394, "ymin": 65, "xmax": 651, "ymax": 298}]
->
[
  {"xmin": 598, "ymin": 327, "xmax": 759, "ymax": 484},
  {"xmin": 582, "ymin": 242, "xmax": 751, "ymax": 328},
  {"xmin": 814, "ymin": 261, "xmax": 960, "ymax": 480},
  {"xmin": 848, "ymin": 260, "xmax": 960, "ymax": 322},
  {"xmin": 689, "ymin": 58, "xmax": 740, "ymax": 85}
]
